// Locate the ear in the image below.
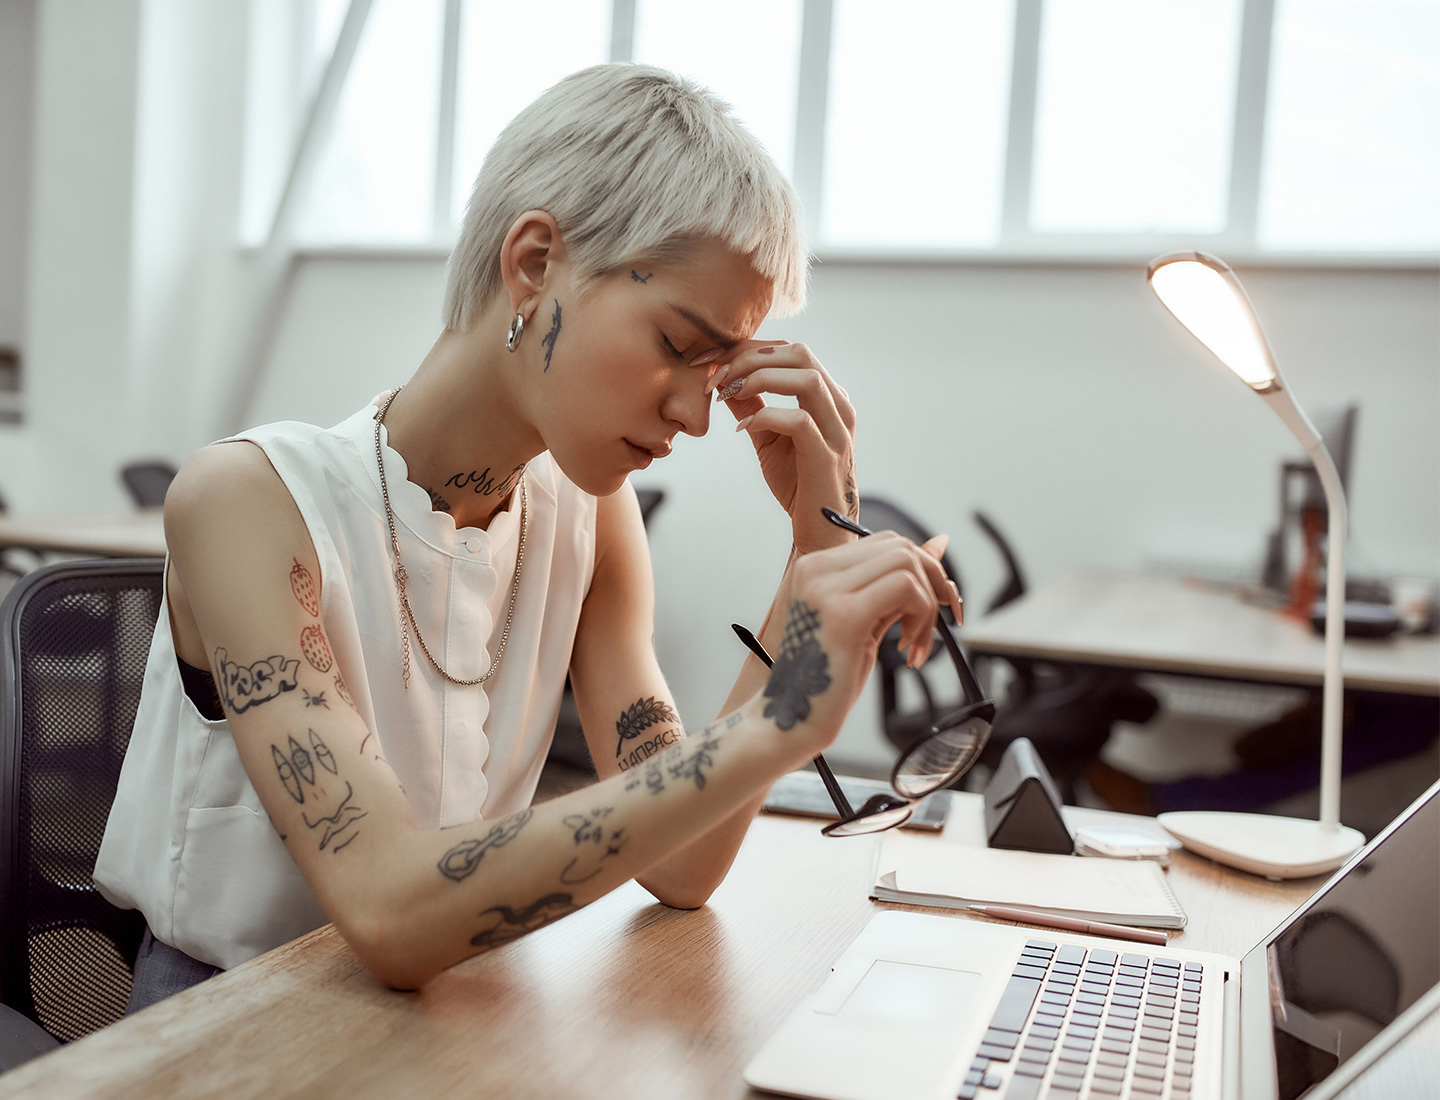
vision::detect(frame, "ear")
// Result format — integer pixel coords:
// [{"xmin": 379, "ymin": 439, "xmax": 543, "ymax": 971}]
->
[{"xmin": 500, "ymin": 210, "xmax": 568, "ymax": 324}]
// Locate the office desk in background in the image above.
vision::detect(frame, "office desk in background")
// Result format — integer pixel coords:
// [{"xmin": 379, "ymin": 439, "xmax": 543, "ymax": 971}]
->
[
  {"xmin": 1, "ymin": 793, "xmax": 1367, "ymax": 1100},
  {"xmin": 0, "ymin": 510, "xmax": 167, "ymax": 559},
  {"xmin": 961, "ymin": 570, "xmax": 1440, "ymax": 697}
]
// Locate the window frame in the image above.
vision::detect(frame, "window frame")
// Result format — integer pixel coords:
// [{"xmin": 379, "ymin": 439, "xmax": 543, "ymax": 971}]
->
[{"xmin": 271, "ymin": 0, "xmax": 1440, "ymax": 269}]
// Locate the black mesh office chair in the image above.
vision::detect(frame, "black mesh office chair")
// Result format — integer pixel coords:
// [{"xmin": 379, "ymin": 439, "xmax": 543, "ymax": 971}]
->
[
  {"xmin": 119, "ymin": 461, "xmax": 178, "ymax": 508},
  {"xmin": 860, "ymin": 497, "xmax": 1157, "ymax": 802},
  {"xmin": 0, "ymin": 558, "xmax": 161, "ymax": 1060}
]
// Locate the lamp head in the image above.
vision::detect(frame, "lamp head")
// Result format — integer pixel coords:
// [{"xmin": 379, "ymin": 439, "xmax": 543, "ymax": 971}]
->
[{"xmin": 1146, "ymin": 251, "xmax": 1281, "ymax": 394}]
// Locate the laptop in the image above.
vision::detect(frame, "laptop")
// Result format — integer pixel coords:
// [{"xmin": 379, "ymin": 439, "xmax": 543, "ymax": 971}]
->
[{"xmin": 745, "ymin": 780, "xmax": 1440, "ymax": 1100}]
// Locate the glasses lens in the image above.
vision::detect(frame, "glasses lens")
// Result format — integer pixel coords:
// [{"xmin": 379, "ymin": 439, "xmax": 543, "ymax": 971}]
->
[
  {"xmin": 892, "ymin": 715, "xmax": 990, "ymax": 800},
  {"xmin": 821, "ymin": 794, "xmax": 915, "ymax": 837}
]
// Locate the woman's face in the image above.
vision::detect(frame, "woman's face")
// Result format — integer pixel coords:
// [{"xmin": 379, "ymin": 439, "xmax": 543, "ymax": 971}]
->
[{"xmin": 532, "ymin": 238, "xmax": 774, "ymax": 497}]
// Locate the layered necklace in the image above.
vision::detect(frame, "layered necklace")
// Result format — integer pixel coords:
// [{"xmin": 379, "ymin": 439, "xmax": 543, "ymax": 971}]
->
[{"xmin": 375, "ymin": 386, "xmax": 527, "ymax": 688}]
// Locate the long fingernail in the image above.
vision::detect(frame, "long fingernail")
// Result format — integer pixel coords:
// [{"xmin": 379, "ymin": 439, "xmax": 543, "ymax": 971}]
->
[
  {"xmin": 704, "ymin": 366, "xmax": 731, "ymax": 395},
  {"xmin": 716, "ymin": 379, "xmax": 743, "ymax": 402},
  {"xmin": 689, "ymin": 347, "xmax": 724, "ymax": 367},
  {"xmin": 735, "ymin": 415, "xmax": 753, "ymax": 432}
]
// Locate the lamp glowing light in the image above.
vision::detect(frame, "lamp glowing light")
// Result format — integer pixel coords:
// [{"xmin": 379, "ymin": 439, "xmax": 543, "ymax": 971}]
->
[{"xmin": 1146, "ymin": 251, "xmax": 1364, "ymax": 880}]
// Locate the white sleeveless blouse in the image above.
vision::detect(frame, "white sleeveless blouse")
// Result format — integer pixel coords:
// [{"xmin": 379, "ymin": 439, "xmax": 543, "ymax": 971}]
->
[{"xmin": 94, "ymin": 396, "xmax": 597, "ymax": 969}]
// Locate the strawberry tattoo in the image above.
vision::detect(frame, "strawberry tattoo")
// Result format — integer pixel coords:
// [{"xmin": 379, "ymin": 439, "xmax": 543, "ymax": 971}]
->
[
  {"xmin": 300, "ymin": 624, "xmax": 334, "ymax": 673},
  {"xmin": 290, "ymin": 559, "xmax": 319, "ymax": 617}
]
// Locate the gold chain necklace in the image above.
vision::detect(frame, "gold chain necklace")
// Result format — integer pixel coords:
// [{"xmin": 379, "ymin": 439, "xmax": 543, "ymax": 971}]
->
[{"xmin": 375, "ymin": 387, "xmax": 527, "ymax": 688}]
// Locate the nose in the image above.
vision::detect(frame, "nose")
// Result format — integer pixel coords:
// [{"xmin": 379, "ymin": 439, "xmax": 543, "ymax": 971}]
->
[{"xmin": 662, "ymin": 369, "xmax": 712, "ymax": 438}]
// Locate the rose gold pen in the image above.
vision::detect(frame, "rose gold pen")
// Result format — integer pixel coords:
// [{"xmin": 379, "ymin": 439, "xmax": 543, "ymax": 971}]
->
[{"xmin": 969, "ymin": 905, "xmax": 1169, "ymax": 946}]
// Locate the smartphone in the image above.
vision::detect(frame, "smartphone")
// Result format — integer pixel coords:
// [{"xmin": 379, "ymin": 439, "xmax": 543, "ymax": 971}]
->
[{"xmin": 762, "ymin": 770, "xmax": 949, "ymax": 831}]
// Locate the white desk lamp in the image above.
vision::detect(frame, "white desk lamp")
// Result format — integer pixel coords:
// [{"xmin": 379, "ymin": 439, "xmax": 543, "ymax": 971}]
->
[{"xmin": 1145, "ymin": 251, "xmax": 1365, "ymax": 880}]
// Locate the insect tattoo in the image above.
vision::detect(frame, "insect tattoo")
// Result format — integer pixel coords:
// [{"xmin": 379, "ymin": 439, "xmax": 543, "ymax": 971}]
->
[
  {"xmin": 614, "ymin": 696, "xmax": 681, "ymax": 756},
  {"xmin": 540, "ymin": 299, "xmax": 562, "ymax": 371},
  {"xmin": 302, "ymin": 689, "xmax": 329, "ymax": 708},
  {"xmin": 436, "ymin": 809, "xmax": 533, "ymax": 882},
  {"xmin": 216, "ymin": 648, "xmax": 300, "ymax": 713},
  {"xmin": 762, "ymin": 601, "xmax": 832, "ymax": 731}
]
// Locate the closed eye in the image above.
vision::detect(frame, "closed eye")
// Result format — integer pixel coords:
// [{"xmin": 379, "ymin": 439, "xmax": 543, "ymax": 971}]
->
[{"xmin": 660, "ymin": 335, "xmax": 685, "ymax": 361}]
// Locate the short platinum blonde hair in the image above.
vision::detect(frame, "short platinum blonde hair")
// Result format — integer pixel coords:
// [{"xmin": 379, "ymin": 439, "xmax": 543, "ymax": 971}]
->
[{"xmin": 443, "ymin": 64, "xmax": 809, "ymax": 331}]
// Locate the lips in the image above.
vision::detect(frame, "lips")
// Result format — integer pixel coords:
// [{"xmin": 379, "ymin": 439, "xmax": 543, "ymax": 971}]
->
[{"xmin": 626, "ymin": 439, "xmax": 672, "ymax": 465}]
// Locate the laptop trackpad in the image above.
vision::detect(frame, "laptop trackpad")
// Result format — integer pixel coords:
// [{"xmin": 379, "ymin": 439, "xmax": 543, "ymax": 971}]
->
[{"xmin": 832, "ymin": 959, "xmax": 982, "ymax": 1024}]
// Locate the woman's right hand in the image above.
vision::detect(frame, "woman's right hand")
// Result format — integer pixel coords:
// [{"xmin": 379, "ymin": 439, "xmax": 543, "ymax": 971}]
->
[{"xmin": 755, "ymin": 530, "xmax": 960, "ymax": 755}]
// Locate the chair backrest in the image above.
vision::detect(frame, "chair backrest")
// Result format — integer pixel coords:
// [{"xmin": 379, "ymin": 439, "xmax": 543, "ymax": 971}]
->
[
  {"xmin": 119, "ymin": 461, "xmax": 178, "ymax": 508},
  {"xmin": 0, "ymin": 558, "xmax": 162, "ymax": 1042}
]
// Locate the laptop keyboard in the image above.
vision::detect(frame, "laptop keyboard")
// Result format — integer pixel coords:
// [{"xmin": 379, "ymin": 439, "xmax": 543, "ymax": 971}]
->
[{"xmin": 957, "ymin": 939, "xmax": 1206, "ymax": 1100}]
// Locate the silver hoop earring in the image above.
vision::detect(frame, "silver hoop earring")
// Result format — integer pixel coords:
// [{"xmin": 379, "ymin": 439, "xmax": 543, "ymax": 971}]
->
[{"xmin": 505, "ymin": 312, "xmax": 525, "ymax": 352}]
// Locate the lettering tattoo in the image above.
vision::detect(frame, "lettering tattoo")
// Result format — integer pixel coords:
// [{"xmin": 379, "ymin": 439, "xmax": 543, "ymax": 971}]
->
[
  {"xmin": 540, "ymin": 299, "xmax": 562, "ymax": 371},
  {"xmin": 629, "ymin": 270, "xmax": 653, "ymax": 283},
  {"xmin": 300, "ymin": 625, "xmax": 334, "ymax": 673},
  {"xmin": 444, "ymin": 464, "xmax": 526, "ymax": 498},
  {"xmin": 290, "ymin": 559, "xmax": 319, "ymax": 616},
  {"xmin": 216, "ymin": 648, "xmax": 300, "ymax": 713},
  {"xmin": 471, "ymin": 893, "xmax": 578, "ymax": 950},
  {"xmin": 622, "ymin": 730, "xmax": 722, "ymax": 796},
  {"xmin": 615, "ymin": 696, "xmax": 681, "ymax": 757},
  {"xmin": 617, "ymin": 728, "xmax": 682, "ymax": 771},
  {"xmin": 437, "ymin": 809, "xmax": 533, "ymax": 882},
  {"xmin": 560, "ymin": 808, "xmax": 628, "ymax": 885},
  {"xmin": 426, "ymin": 488, "xmax": 452, "ymax": 513},
  {"xmin": 763, "ymin": 601, "xmax": 832, "ymax": 731}
]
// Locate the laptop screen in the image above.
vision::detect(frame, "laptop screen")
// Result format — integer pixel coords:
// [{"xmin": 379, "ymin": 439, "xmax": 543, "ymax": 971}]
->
[{"xmin": 1264, "ymin": 786, "xmax": 1439, "ymax": 1100}]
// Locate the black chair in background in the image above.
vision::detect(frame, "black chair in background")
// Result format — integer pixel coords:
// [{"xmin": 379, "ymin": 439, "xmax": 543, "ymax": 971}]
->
[
  {"xmin": 0, "ymin": 559, "xmax": 162, "ymax": 1065},
  {"xmin": 119, "ymin": 461, "xmax": 178, "ymax": 509},
  {"xmin": 860, "ymin": 496, "xmax": 1157, "ymax": 803}
]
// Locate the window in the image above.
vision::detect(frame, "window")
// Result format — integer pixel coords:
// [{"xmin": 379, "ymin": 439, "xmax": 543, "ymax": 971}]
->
[{"xmin": 245, "ymin": 0, "xmax": 1440, "ymax": 260}]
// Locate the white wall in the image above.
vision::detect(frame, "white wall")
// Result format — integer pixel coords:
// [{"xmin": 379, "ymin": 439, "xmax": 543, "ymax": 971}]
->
[
  {"xmin": 4, "ymin": 0, "xmax": 1438, "ymax": 772},
  {"xmin": 249, "ymin": 256, "xmax": 1440, "ymax": 768},
  {"xmin": 0, "ymin": 0, "xmax": 36, "ymax": 350}
]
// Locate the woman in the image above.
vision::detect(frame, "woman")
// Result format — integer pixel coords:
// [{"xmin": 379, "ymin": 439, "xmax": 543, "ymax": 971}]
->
[{"xmin": 95, "ymin": 63, "xmax": 959, "ymax": 1003}]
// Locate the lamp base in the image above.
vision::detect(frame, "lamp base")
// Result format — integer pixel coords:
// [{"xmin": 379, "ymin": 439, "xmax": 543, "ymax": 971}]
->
[{"xmin": 1155, "ymin": 811, "xmax": 1365, "ymax": 881}]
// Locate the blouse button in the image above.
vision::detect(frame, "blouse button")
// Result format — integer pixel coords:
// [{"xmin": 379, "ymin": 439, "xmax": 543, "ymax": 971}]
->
[{"xmin": 464, "ymin": 537, "xmax": 483, "ymax": 553}]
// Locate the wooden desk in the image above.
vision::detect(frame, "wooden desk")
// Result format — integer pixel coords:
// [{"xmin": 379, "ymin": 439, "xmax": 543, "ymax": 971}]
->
[
  {"xmin": 0, "ymin": 511, "xmax": 167, "ymax": 559},
  {"xmin": 1, "ymin": 795, "xmax": 1328, "ymax": 1099},
  {"xmin": 961, "ymin": 570, "xmax": 1440, "ymax": 697}
]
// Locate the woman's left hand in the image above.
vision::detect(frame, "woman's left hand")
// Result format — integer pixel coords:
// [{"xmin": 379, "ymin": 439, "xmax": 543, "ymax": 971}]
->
[{"xmin": 705, "ymin": 341, "xmax": 858, "ymax": 555}]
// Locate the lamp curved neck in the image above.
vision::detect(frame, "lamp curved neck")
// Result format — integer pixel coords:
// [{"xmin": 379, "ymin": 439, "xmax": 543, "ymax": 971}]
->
[{"xmin": 1261, "ymin": 385, "xmax": 1348, "ymax": 828}]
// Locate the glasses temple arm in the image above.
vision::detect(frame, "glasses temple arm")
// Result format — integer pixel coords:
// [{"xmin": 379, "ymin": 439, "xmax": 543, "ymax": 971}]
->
[
  {"xmin": 820, "ymin": 507, "xmax": 987, "ymax": 706},
  {"xmin": 729, "ymin": 623, "xmax": 857, "ymax": 819}
]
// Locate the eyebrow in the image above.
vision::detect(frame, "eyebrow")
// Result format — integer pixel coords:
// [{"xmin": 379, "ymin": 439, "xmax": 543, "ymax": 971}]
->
[{"xmin": 668, "ymin": 304, "xmax": 745, "ymax": 350}]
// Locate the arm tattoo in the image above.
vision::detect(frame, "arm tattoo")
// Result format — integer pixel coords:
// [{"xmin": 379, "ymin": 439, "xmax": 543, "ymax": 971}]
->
[
  {"xmin": 300, "ymin": 625, "xmax": 334, "ymax": 673},
  {"xmin": 622, "ymin": 729, "xmax": 722, "ymax": 796},
  {"xmin": 762, "ymin": 601, "xmax": 832, "ymax": 731},
  {"xmin": 302, "ymin": 689, "xmax": 329, "ymax": 708},
  {"xmin": 290, "ymin": 559, "xmax": 319, "ymax": 616},
  {"xmin": 437, "ymin": 809, "xmax": 533, "ymax": 882},
  {"xmin": 270, "ymin": 729, "xmax": 365, "ymax": 852},
  {"xmin": 301, "ymin": 781, "xmax": 366, "ymax": 852},
  {"xmin": 540, "ymin": 299, "xmax": 562, "ymax": 371},
  {"xmin": 216, "ymin": 648, "xmax": 300, "ymax": 713},
  {"xmin": 617, "ymin": 728, "xmax": 682, "ymax": 771},
  {"xmin": 559, "ymin": 808, "xmax": 628, "ymax": 884},
  {"xmin": 615, "ymin": 696, "xmax": 681, "ymax": 756},
  {"xmin": 471, "ymin": 894, "xmax": 578, "ymax": 950}
]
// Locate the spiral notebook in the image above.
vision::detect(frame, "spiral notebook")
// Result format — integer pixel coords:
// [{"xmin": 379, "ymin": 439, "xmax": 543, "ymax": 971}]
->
[{"xmin": 871, "ymin": 831, "xmax": 1187, "ymax": 928}]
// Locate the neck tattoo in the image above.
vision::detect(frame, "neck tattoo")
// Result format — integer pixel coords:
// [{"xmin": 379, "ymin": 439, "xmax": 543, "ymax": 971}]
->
[{"xmin": 375, "ymin": 386, "xmax": 527, "ymax": 688}]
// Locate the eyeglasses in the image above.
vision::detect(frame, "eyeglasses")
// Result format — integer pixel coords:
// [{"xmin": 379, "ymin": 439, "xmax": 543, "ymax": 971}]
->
[{"xmin": 733, "ymin": 507, "xmax": 994, "ymax": 837}]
